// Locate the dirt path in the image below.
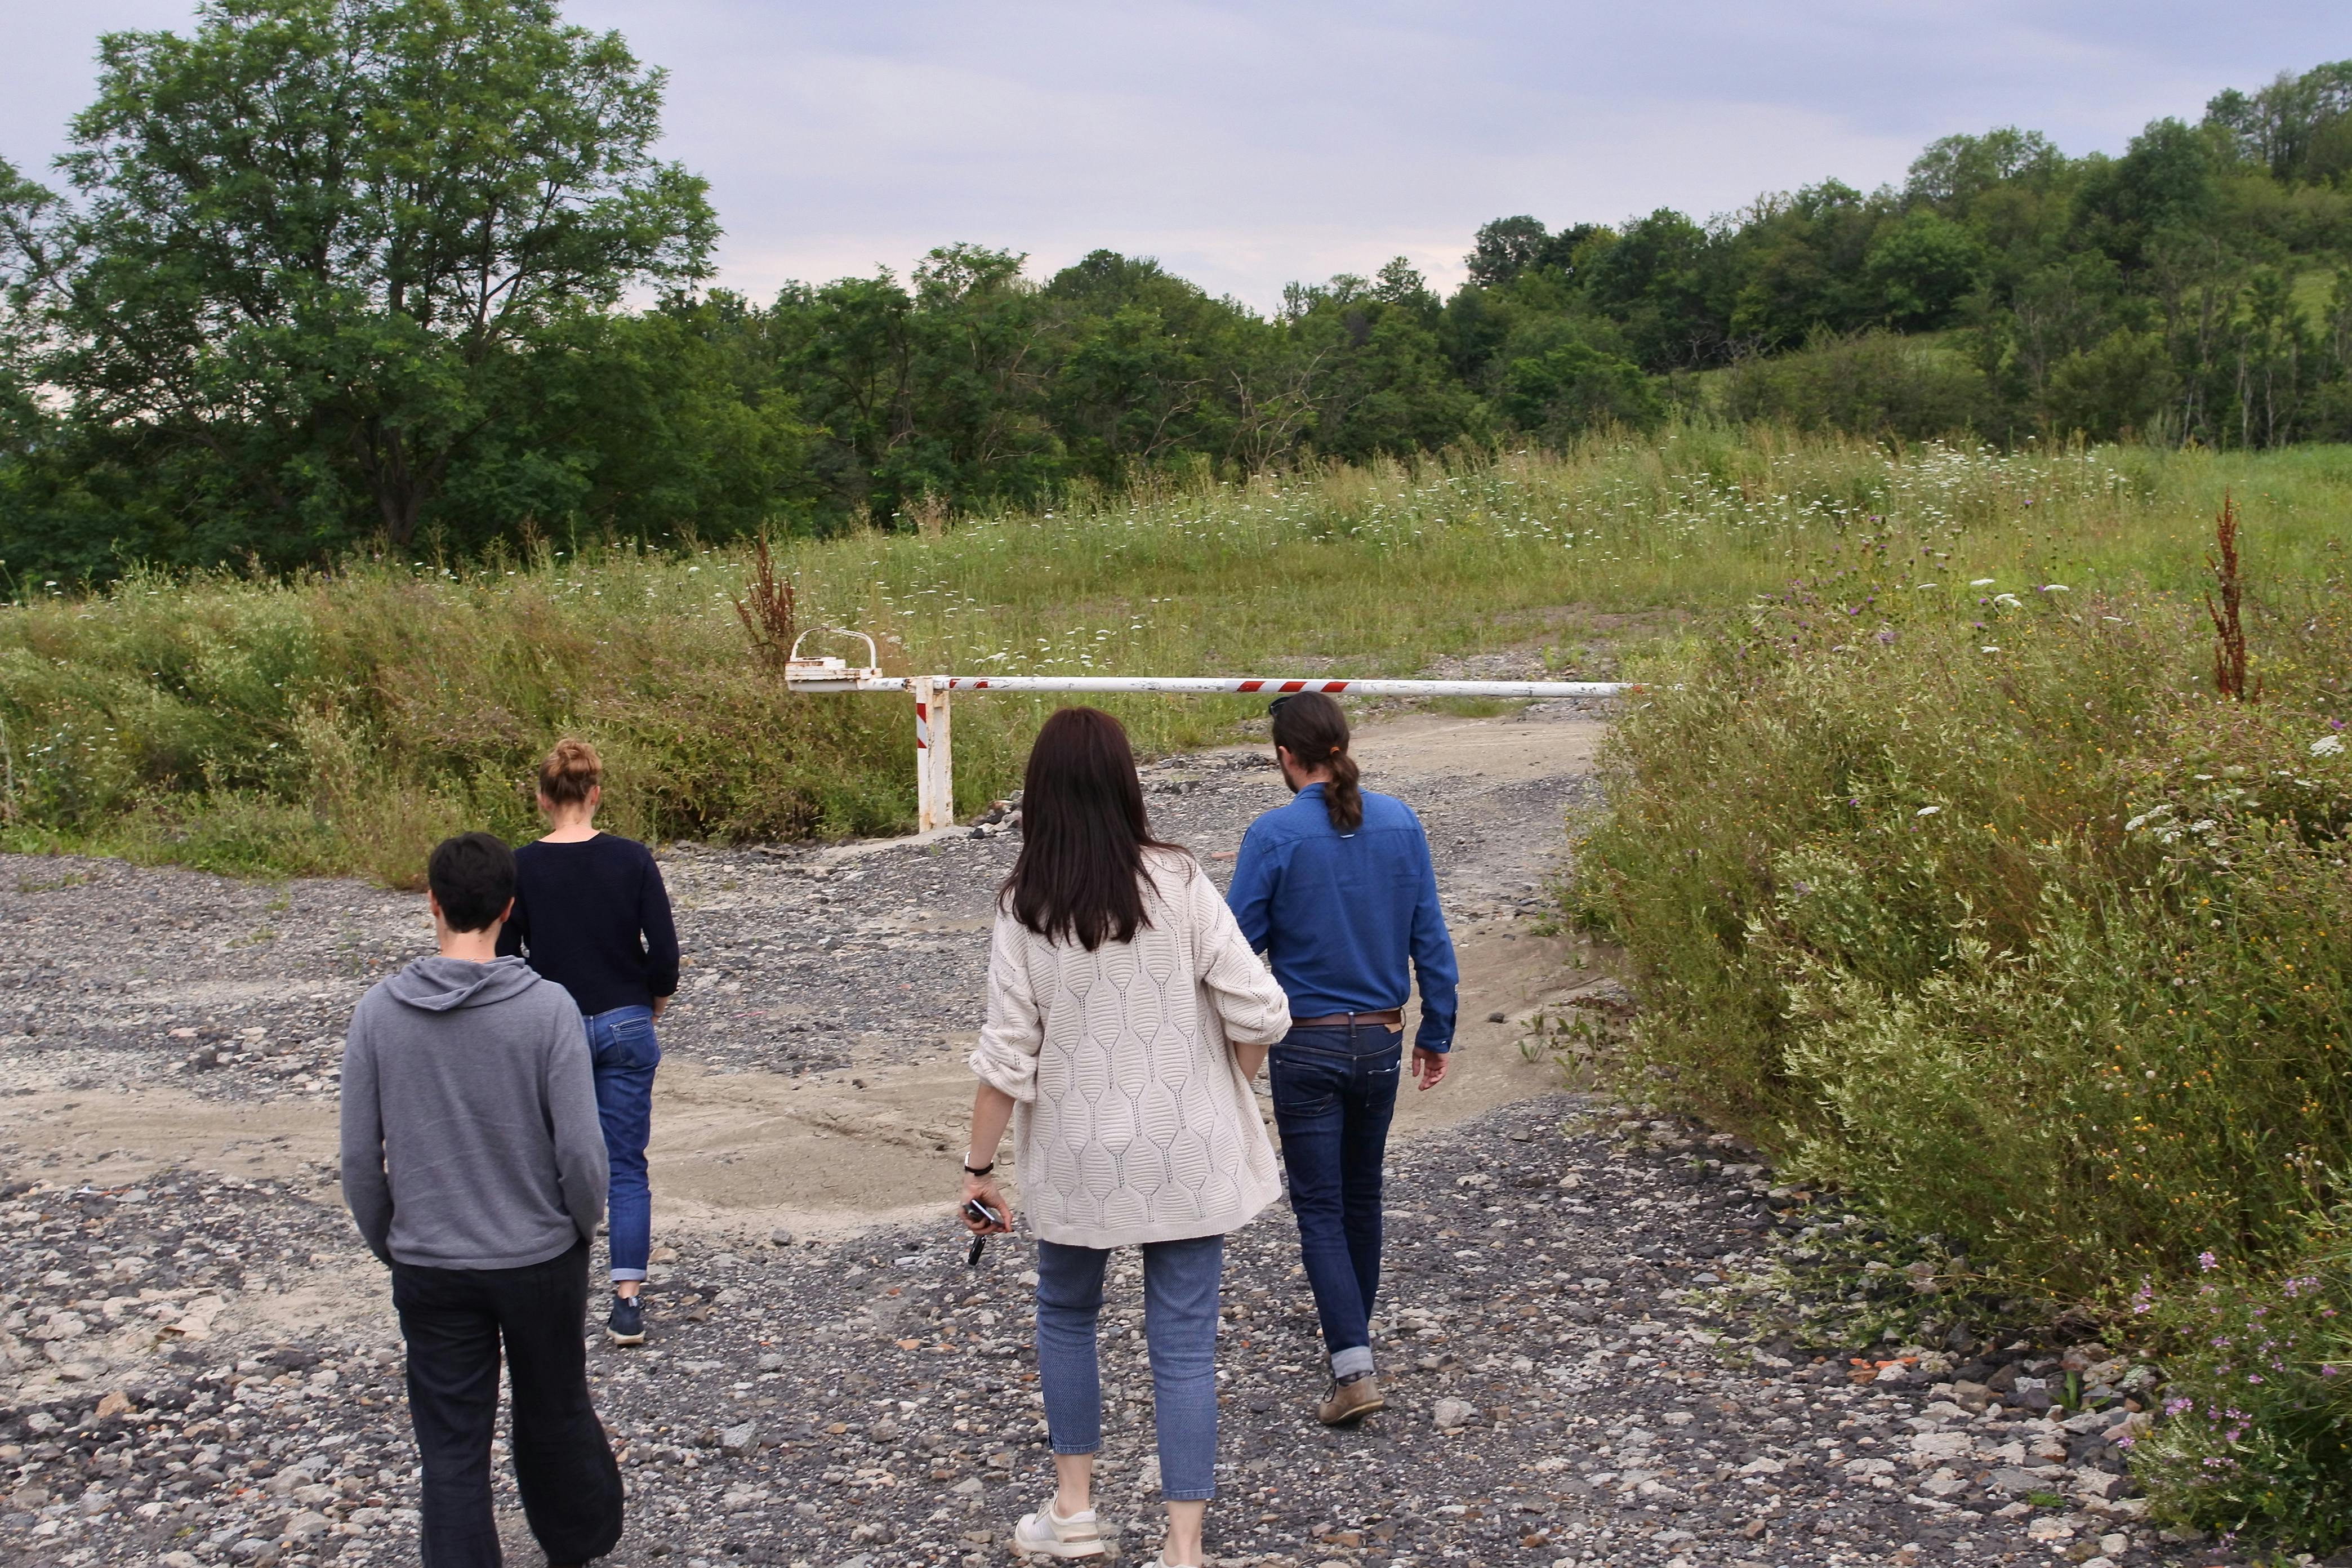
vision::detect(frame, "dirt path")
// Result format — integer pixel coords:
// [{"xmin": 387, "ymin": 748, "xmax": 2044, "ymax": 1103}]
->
[
  {"xmin": 0, "ymin": 704, "xmax": 1620, "ymax": 1245},
  {"xmin": 0, "ymin": 703, "xmax": 2197, "ymax": 1568}
]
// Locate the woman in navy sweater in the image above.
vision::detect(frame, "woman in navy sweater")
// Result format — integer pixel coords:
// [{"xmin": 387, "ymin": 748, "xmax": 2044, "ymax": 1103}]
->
[{"xmin": 498, "ymin": 738, "xmax": 680, "ymax": 1344}]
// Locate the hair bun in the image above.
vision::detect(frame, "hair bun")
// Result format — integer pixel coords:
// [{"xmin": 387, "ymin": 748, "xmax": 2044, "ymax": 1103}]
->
[{"xmin": 538, "ymin": 737, "xmax": 603, "ymax": 807}]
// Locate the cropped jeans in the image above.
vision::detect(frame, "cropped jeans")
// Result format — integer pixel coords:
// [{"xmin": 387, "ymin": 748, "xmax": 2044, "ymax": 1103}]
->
[
  {"xmin": 1269, "ymin": 1023, "xmax": 1405, "ymax": 1380},
  {"xmin": 1035, "ymin": 1233, "xmax": 1224, "ymax": 1501},
  {"xmin": 583, "ymin": 1004, "xmax": 660, "ymax": 1284}
]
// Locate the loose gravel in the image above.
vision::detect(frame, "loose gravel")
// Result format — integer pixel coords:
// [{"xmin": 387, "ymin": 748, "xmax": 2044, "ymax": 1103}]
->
[
  {"xmin": 0, "ymin": 700, "xmax": 2279, "ymax": 1567},
  {"xmin": 4, "ymin": 1097, "xmax": 2270, "ymax": 1568}
]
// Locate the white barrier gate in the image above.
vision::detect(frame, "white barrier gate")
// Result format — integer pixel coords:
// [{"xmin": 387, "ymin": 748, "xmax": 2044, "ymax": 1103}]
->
[{"xmin": 785, "ymin": 630, "xmax": 1638, "ymax": 832}]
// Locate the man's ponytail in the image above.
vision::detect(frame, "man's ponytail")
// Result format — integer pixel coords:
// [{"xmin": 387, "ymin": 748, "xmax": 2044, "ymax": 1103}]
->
[{"xmin": 1271, "ymin": 692, "xmax": 1364, "ymax": 832}]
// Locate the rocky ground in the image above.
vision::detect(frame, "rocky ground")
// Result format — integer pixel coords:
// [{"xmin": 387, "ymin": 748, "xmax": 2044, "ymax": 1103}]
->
[
  {"xmin": 0, "ymin": 700, "xmax": 2288, "ymax": 1567},
  {"xmin": 0, "ymin": 701, "xmax": 1601, "ymax": 1101},
  {"xmin": 1, "ymin": 1098, "xmax": 2257, "ymax": 1568}
]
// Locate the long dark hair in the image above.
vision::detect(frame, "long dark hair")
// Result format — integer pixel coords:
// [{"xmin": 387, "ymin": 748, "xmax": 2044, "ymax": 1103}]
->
[
  {"xmin": 1271, "ymin": 691, "xmax": 1364, "ymax": 832},
  {"xmin": 1004, "ymin": 707, "xmax": 1179, "ymax": 950}
]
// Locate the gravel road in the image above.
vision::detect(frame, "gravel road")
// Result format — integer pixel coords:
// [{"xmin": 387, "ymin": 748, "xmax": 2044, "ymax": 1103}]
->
[{"xmin": 0, "ymin": 702, "xmax": 2246, "ymax": 1568}]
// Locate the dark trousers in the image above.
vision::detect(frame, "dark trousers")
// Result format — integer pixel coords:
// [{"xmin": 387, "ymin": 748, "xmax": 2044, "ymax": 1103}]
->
[
  {"xmin": 1268, "ymin": 1023, "xmax": 1404, "ymax": 1376},
  {"xmin": 392, "ymin": 1240, "xmax": 623, "ymax": 1567}
]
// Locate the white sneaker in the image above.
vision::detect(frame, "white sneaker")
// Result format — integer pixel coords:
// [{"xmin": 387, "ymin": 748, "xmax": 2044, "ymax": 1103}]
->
[{"xmin": 1011, "ymin": 1499, "xmax": 1106, "ymax": 1559}]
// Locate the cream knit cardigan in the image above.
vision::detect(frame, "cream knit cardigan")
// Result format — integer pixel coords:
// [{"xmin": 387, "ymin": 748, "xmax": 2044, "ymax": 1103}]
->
[{"xmin": 968, "ymin": 850, "xmax": 1292, "ymax": 1248}]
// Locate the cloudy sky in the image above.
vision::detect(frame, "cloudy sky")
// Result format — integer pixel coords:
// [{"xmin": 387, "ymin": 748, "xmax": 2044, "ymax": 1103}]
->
[{"xmin": 3, "ymin": 2, "xmax": 2345, "ymax": 311}]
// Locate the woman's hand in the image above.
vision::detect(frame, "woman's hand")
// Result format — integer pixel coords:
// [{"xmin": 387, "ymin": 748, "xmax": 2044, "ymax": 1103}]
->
[{"xmin": 959, "ymin": 1170, "xmax": 1013, "ymax": 1233}]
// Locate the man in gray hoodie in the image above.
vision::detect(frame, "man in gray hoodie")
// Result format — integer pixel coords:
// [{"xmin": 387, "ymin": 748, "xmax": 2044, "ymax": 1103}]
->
[{"xmin": 341, "ymin": 831, "xmax": 623, "ymax": 1567}]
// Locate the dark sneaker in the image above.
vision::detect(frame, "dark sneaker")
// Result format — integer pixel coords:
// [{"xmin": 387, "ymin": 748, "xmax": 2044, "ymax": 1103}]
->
[
  {"xmin": 606, "ymin": 1293, "xmax": 645, "ymax": 1346},
  {"xmin": 1318, "ymin": 1372, "xmax": 1385, "ymax": 1426}
]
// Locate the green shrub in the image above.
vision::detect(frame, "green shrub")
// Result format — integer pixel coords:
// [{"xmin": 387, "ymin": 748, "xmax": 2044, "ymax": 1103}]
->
[
  {"xmin": 1571, "ymin": 545, "xmax": 2352, "ymax": 1542},
  {"xmin": 2132, "ymin": 1238, "xmax": 2352, "ymax": 1549},
  {"xmin": 1573, "ymin": 542, "xmax": 2352, "ymax": 1545},
  {"xmin": 1717, "ymin": 328, "xmax": 1989, "ymax": 439},
  {"xmin": 1575, "ymin": 573, "xmax": 2352, "ymax": 1295}
]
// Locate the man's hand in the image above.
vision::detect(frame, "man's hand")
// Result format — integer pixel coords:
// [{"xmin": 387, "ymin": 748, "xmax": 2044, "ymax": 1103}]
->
[
  {"xmin": 1411, "ymin": 1048, "xmax": 1449, "ymax": 1091},
  {"xmin": 650, "ymin": 995, "xmax": 670, "ymax": 1021}
]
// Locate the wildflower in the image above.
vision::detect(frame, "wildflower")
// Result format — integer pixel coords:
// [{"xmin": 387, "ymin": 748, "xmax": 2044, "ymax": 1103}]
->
[
  {"xmin": 2199, "ymin": 1250, "xmax": 2219, "ymax": 1272},
  {"xmin": 2041, "ymin": 583, "xmax": 2070, "ymax": 592},
  {"xmin": 1916, "ymin": 805, "xmax": 1941, "ymax": 817},
  {"xmin": 1970, "ymin": 577, "xmax": 1995, "ymax": 586},
  {"xmin": 1979, "ymin": 646, "xmax": 2001, "ymax": 654},
  {"xmin": 1992, "ymin": 593, "xmax": 2022, "ymax": 608},
  {"xmin": 2314, "ymin": 734, "xmax": 2345, "ymax": 758}
]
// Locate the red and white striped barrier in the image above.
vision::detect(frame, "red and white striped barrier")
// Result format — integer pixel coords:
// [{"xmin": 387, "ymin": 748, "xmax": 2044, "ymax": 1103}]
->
[{"xmin": 786, "ymin": 631, "xmax": 1635, "ymax": 831}]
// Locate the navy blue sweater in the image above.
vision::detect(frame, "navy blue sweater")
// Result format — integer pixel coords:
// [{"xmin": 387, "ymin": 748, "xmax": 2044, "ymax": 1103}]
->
[{"xmin": 496, "ymin": 835, "xmax": 681, "ymax": 1018}]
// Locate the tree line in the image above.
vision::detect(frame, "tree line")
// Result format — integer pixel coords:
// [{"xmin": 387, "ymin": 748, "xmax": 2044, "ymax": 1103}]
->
[{"xmin": 3, "ymin": 1, "xmax": 2351, "ymax": 577}]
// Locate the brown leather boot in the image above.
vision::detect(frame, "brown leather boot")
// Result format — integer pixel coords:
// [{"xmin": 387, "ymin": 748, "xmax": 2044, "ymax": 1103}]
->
[{"xmin": 1317, "ymin": 1373, "xmax": 1386, "ymax": 1426}]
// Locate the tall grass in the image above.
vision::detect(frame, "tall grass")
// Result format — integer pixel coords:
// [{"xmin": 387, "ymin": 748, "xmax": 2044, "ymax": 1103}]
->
[
  {"xmin": 1567, "ymin": 489, "xmax": 2352, "ymax": 1544},
  {"xmin": 4, "ymin": 424, "xmax": 2351, "ymax": 885}
]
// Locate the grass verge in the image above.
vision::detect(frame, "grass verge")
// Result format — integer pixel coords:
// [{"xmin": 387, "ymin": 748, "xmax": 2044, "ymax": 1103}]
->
[{"xmin": 8, "ymin": 424, "xmax": 2352, "ymax": 883}]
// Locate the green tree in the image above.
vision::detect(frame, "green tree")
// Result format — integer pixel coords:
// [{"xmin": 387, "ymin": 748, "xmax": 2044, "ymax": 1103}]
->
[
  {"xmin": 2044, "ymin": 328, "xmax": 2176, "ymax": 442},
  {"xmin": 11, "ymin": 0, "xmax": 715, "ymax": 564},
  {"xmin": 1904, "ymin": 127, "xmax": 2066, "ymax": 213},
  {"xmin": 1498, "ymin": 336, "xmax": 1660, "ymax": 441},
  {"xmin": 2074, "ymin": 119, "xmax": 2219, "ymax": 271},
  {"xmin": 1041, "ymin": 251, "xmax": 1273, "ymax": 484},
  {"xmin": 1863, "ymin": 210, "xmax": 1986, "ymax": 330},
  {"xmin": 1581, "ymin": 210, "xmax": 1729, "ymax": 369},
  {"xmin": 1284, "ymin": 265, "xmax": 1482, "ymax": 458}
]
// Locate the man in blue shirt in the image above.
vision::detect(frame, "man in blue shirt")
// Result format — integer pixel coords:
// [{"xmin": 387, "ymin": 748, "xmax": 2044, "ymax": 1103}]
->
[{"xmin": 1227, "ymin": 692, "xmax": 1458, "ymax": 1425}]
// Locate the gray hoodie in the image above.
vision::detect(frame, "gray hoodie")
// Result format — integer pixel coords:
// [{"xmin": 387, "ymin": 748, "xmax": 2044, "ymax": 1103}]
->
[{"xmin": 339, "ymin": 954, "xmax": 608, "ymax": 1271}]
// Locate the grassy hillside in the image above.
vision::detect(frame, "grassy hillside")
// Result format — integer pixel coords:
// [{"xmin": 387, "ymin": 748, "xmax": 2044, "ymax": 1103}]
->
[{"xmin": 3, "ymin": 424, "xmax": 2349, "ymax": 885}]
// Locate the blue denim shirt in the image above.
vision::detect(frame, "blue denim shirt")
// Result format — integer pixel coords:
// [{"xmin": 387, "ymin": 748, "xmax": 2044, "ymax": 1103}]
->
[{"xmin": 1226, "ymin": 783, "xmax": 1459, "ymax": 1053}]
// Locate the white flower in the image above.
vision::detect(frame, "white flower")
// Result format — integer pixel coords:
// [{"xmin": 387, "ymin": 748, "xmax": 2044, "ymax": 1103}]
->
[
  {"xmin": 2042, "ymin": 583, "xmax": 2070, "ymax": 592},
  {"xmin": 2124, "ymin": 805, "xmax": 2172, "ymax": 831},
  {"xmin": 1980, "ymin": 646, "xmax": 2002, "ymax": 654},
  {"xmin": 1993, "ymin": 593, "xmax": 2022, "ymax": 608},
  {"xmin": 2313, "ymin": 734, "xmax": 2345, "ymax": 758},
  {"xmin": 1913, "ymin": 582, "xmax": 1938, "ymax": 590},
  {"xmin": 1970, "ymin": 578, "xmax": 1996, "ymax": 587},
  {"xmin": 2188, "ymin": 820, "xmax": 2217, "ymax": 834},
  {"xmin": 1916, "ymin": 805, "xmax": 1941, "ymax": 817}
]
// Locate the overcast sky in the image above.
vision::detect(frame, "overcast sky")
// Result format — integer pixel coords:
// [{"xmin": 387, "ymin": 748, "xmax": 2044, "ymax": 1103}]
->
[{"xmin": 3, "ymin": 2, "xmax": 2346, "ymax": 312}]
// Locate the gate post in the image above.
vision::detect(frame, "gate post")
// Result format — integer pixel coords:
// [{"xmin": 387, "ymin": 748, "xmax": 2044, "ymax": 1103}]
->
[{"xmin": 912, "ymin": 675, "xmax": 954, "ymax": 832}]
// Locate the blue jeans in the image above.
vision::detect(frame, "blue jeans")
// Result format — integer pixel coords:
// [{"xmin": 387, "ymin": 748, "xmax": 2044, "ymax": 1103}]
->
[
  {"xmin": 1269, "ymin": 1024, "xmax": 1404, "ymax": 1380},
  {"xmin": 1035, "ymin": 1234, "xmax": 1224, "ymax": 1502},
  {"xmin": 583, "ymin": 1005, "xmax": 660, "ymax": 1284}
]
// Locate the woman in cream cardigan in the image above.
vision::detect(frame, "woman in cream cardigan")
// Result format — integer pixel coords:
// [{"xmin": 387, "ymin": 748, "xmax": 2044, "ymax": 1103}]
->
[{"xmin": 960, "ymin": 706, "xmax": 1291, "ymax": 1568}]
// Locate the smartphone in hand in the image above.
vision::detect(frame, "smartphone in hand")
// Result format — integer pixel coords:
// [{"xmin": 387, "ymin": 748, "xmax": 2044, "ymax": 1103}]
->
[{"xmin": 963, "ymin": 1197, "xmax": 1002, "ymax": 1268}]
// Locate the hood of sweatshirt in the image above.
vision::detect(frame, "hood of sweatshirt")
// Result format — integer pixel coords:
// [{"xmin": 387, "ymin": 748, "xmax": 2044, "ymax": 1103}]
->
[{"xmin": 381, "ymin": 954, "xmax": 545, "ymax": 1013}]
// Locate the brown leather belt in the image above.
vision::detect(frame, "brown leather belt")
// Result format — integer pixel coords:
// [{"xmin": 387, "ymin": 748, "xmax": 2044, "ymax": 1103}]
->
[{"xmin": 1294, "ymin": 1010, "xmax": 1404, "ymax": 1028}]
